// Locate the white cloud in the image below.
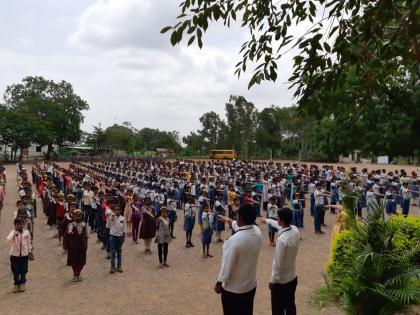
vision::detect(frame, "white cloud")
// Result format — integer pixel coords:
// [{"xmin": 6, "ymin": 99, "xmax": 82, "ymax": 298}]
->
[
  {"xmin": 0, "ymin": 0, "xmax": 296, "ymax": 139},
  {"xmin": 69, "ymin": 0, "xmax": 180, "ymax": 51}
]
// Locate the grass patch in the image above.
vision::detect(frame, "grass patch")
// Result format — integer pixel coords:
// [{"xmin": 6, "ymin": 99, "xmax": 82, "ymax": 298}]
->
[{"xmin": 312, "ymin": 286, "xmax": 339, "ymax": 309}]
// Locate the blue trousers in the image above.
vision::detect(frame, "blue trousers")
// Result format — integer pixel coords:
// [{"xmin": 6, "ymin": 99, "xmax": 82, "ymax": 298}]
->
[
  {"xmin": 103, "ymin": 228, "xmax": 111, "ymax": 253},
  {"xmin": 110, "ymin": 235, "xmax": 124, "ymax": 269},
  {"xmin": 402, "ymin": 199, "xmax": 410, "ymax": 216},
  {"xmin": 314, "ymin": 205, "xmax": 324, "ymax": 231},
  {"xmin": 10, "ymin": 256, "xmax": 28, "ymax": 285}
]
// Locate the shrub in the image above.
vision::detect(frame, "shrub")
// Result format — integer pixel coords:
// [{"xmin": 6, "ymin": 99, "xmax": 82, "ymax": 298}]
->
[{"xmin": 327, "ymin": 197, "xmax": 420, "ymax": 315}]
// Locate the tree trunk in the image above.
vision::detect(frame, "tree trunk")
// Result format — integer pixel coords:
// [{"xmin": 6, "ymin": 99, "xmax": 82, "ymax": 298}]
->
[
  {"xmin": 19, "ymin": 146, "xmax": 23, "ymax": 162},
  {"xmin": 46, "ymin": 143, "xmax": 54, "ymax": 160}
]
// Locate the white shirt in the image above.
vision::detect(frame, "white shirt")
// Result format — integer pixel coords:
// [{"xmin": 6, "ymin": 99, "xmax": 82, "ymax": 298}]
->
[
  {"xmin": 110, "ymin": 214, "xmax": 126, "ymax": 237},
  {"xmin": 267, "ymin": 203, "xmax": 278, "ymax": 218},
  {"xmin": 217, "ymin": 223, "xmax": 262, "ymax": 294},
  {"xmin": 401, "ymin": 187, "xmax": 410, "ymax": 200},
  {"xmin": 266, "ymin": 220, "xmax": 300, "ymax": 284},
  {"xmin": 314, "ymin": 189, "xmax": 324, "ymax": 205}
]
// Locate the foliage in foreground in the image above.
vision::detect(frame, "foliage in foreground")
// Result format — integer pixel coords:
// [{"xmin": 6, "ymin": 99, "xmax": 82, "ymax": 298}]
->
[{"xmin": 327, "ymin": 192, "xmax": 420, "ymax": 315}]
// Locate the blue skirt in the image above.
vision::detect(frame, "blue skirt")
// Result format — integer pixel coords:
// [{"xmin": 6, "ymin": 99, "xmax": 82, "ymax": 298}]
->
[
  {"xmin": 212, "ymin": 215, "xmax": 225, "ymax": 231},
  {"xmin": 183, "ymin": 216, "xmax": 195, "ymax": 231},
  {"xmin": 201, "ymin": 228, "xmax": 212, "ymax": 244},
  {"xmin": 168, "ymin": 210, "xmax": 177, "ymax": 224},
  {"xmin": 198, "ymin": 204, "xmax": 204, "ymax": 225},
  {"xmin": 267, "ymin": 217, "xmax": 278, "ymax": 233}
]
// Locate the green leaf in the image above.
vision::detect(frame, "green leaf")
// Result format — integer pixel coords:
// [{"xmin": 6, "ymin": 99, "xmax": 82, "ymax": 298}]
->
[
  {"xmin": 170, "ymin": 31, "xmax": 179, "ymax": 46},
  {"xmin": 160, "ymin": 26, "xmax": 172, "ymax": 34},
  {"xmin": 324, "ymin": 42, "xmax": 331, "ymax": 52},
  {"xmin": 187, "ymin": 36, "xmax": 196, "ymax": 46}
]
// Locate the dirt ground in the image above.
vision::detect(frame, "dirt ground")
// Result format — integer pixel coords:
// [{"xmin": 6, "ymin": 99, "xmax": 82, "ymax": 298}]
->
[{"xmin": 0, "ymin": 163, "xmax": 418, "ymax": 315}]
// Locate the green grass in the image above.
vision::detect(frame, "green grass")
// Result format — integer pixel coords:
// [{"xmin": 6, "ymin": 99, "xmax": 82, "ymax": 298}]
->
[{"xmin": 312, "ymin": 286, "xmax": 339, "ymax": 309}]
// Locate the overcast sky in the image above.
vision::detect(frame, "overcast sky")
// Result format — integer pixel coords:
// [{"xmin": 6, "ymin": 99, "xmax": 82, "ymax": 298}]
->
[{"xmin": 0, "ymin": 0, "xmax": 296, "ymax": 137}]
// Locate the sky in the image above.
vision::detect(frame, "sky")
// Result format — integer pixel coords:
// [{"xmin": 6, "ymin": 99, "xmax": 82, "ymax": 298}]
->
[{"xmin": 0, "ymin": 0, "xmax": 296, "ymax": 138}]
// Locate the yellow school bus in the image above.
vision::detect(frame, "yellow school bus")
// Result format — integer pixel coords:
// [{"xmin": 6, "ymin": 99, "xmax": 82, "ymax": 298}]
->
[{"xmin": 208, "ymin": 149, "xmax": 238, "ymax": 159}]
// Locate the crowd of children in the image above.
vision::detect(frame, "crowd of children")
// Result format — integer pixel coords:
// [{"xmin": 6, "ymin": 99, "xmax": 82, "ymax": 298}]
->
[{"xmin": 3, "ymin": 159, "xmax": 419, "ymax": 292}]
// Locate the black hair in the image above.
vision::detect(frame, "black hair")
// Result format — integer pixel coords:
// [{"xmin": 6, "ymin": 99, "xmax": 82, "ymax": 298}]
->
[
  {"xmin": 14, "ymin": 218, "xmax": 24, "ymax": 225},
  {"xmin": 237, "ymin": 204, "xmax": 257, "ymax": 225},
  {"xmin": 277, "ymin": 207, "xmax": 293, "ymax": 225}
]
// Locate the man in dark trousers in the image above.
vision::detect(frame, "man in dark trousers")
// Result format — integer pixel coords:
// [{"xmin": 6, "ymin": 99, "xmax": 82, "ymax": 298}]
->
[
  {"xmin": 262, "ymin": 207, "xmax": 300, "ymax": 314},
  {"xmin": 215, "ymin": 204, "xmax": 262, "ymax": 315}
]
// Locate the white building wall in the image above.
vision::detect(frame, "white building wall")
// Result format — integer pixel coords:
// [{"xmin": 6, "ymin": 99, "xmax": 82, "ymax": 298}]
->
[{"xmin": 0, "ymin": 144, "xmax": 58, "ymax": 160}]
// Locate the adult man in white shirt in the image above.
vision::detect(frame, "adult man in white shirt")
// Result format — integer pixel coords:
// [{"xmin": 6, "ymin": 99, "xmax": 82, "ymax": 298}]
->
[
  {"xmin": 262, "ymin": 208, "xmax": 300, "ymax": 315},
  {"xmin": 215, "ymin": 204, "xmax": 262, "ymax": 315}
]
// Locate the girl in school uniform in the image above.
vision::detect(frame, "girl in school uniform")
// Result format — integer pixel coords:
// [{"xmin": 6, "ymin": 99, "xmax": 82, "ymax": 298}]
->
[
  {"xmin": 156, "ymin": 207, "xmax": 171, "ymax": 268},
  {"xmin": 201, "ymin": 204, "xmax": 214, "ymax": 258},
  {"xmin": 56, "ymin": 193, "xmax": 66, "ymax": 244},
  {"xmin": 124, "ymin": 189, "xmax": 133, "ymax": 237},
  {"xmin": 292, "ymin": 193, "xmax": 304, "ymax": 228},
  {"xmin": 65, "ymin": 209, "xmax": 89, "ymax": 282},
  {"xmin": 267, "ymin": 196, "xmax": 278, "ymax": 246},
  {"xmin": 197, "ymin": 189, "xmax": 208, "ymax": 233},
  {"xmin": 139, "ymin": 197, "xmax": 156, "ymax": 254},
  {"xmin": 131, "ymin": 194, "xmax": 142, "ymax": 244},
  {"xmin": 384, "ymin": 192, "xmax": 397, "ymax": 221},
  {"xmin": 229, "ymin": 196, "xmax": 241, "ymax": 235},
  {"xmin": 213, "ymin": 193, "xmax": 228, "ymax": 243},
  {"xmin": 62, "ymin": 202, "xmax": 76, "ymax": 252},
  {"xmin": 167, "ymin": 195, "xmax": 177, "ymax": 239},
  {"xmin": 183, "ymin": 196, "xmax": 196, "ymax": 248}
]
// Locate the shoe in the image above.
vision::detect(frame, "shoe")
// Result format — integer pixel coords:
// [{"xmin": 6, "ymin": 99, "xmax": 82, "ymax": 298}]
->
[
  {"xmin": 163, "ymin": 263, "xmax": 169, "ymax": 267},
  {"xmin": 321, "ymin": 224, "xmax": 328, "ymax": 227},
  {"xmin": 185, "ymin": 243, "xmax": 191, "ymax": 248},
  {"xmin": 159, "ymin": 264, "xmax": 164, "ymax": 268},
  {"xmin": 19, "ymin": 284, "xmax": 26, "ymax": 292},
  {"xmin": 13, "ymin": 285, "xmax": 19, "ymax": 293},
  {"xmin": 315, "ymin": 231, "xmax": 325, "ymax": 234},
  {"xmin": 207, "ymin": 254, "xmax": 213, "ymax": 258},
  {"xmin": 106, "ymin": 254, "xmax": 111, "ymax": 259},
  {"xmin": 72, "ymin": 276, "xmax": 78, "ymax": 282},
  {"xmin": 109, "ymin": 268, "xmax": 116, "ymax": 274},
  {"xmin": 189, "ymin": 242, "xmax": 195, "ymax": 247},
  {"xmin": 77, "ymin": 276, "xmax": 83, "ymax": 281},
  {"xmin": 100, "ymin": 245, "xmax": 105, "ymax": 250},
  {"xmin": 202, "ymin": 254, "xmax": 208, "ymax": 258},
  {"xmin": 171, "ymin": 235, "xmax": 176, "ymax": 239},
  {"xmin": 117, "ymin": 267, "xmax": 123, "ymax": 273}
]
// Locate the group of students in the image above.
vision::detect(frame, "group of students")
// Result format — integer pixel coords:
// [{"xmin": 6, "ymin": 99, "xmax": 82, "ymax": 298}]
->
[{"xmin": 4, "ymin": 159, "xmax": 418, "ymax": 301}]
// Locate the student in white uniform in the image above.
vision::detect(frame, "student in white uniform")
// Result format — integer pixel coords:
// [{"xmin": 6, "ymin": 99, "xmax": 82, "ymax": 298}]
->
[
  {"xmin": 261, "ymin": 207, "xmax": 300, "ymax": 315},
  {"xmin": 215, "ymin": 204, "xmax": 262, "ymax": 315}
]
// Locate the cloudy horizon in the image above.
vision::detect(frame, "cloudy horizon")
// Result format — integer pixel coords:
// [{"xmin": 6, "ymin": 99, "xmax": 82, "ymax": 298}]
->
[{"xmin": 0, "ymin": 0, "xmax": 296, "ymax": 138}]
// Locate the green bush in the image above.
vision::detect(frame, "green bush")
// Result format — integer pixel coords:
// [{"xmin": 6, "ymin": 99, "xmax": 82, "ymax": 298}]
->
[
  {"xmin": 391, "ymin": 216, "xmax": 420, "ymax": 265},
  {"xmin": 327, "ymin": 230, "xmax": 360, "ymax": 293},
  {"xmin": 327, "ymin": 207, "xmax": 420, "ymax": 315}
]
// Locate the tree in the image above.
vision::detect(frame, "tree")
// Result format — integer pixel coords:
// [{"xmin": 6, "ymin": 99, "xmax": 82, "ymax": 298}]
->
[
  {"xmin": 86, "ymin": 125, "xmax": 107, "ymax": 152},
  {"xmin": 225, "ymin": 95, "xmax": 257, "ymax": 158},
  {"xmin": 153, "ymin": 131, "xmax": 182, "ymax": 152},
  {"xmin": 162, "ymin": 0, "xmax": 419, "ymax": 113},
  {"xmin": 103, "ymin": 124, "xmax": 136, "ymax": 154},
  {"xmin": 3, "ymin": 76, "xmax": 89, "ymax": 158},
  {"xmin": 183, "ymin": 131, "xmax": 206, "ymax": 155},
  {"xmin": 198, "ymin": 111, "xmax": 227, "ymax": 150},
  {"xmin": 0, "ymin": 104, "xmax": 51, "ymax": 160},
  {"xmin": 138, "ymin": 128, "xmax": 163, "ymax": 151}
]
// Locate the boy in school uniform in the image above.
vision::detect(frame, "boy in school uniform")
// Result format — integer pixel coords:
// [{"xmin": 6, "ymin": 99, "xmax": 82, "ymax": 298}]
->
[
  {"xmin": 109, "ymin": 206, "xmax": 125, "ymax": 274},
  {"xmin": 6, "ymin": 218, "xmax": 32, "ymax": 293}
]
